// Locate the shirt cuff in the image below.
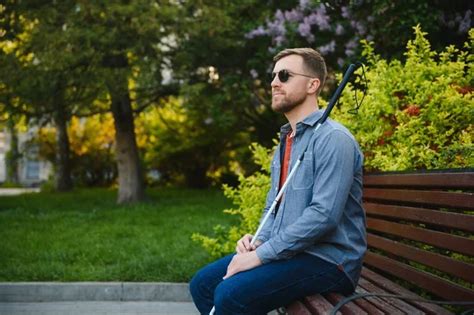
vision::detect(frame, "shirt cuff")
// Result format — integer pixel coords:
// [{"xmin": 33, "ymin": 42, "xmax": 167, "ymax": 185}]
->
[{"xmin": 255, "ymin": 241, "xmax": 278, "ymax": 264}]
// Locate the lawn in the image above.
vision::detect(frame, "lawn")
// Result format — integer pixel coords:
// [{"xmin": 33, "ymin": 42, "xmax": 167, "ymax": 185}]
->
[{"xmin": 0, "ymin": 188, "xmax": 235, "ymax": 282}]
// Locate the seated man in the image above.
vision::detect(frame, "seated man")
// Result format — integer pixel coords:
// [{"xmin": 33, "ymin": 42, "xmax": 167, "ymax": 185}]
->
[{"xmin": 190, "ymin": 48, "xmax": 367, "ymax": 315}]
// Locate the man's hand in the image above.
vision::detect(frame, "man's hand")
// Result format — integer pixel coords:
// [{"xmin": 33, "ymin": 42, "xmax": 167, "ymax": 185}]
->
[
  {"xmin": 236, "ymin": 234, "xmax": 262, "ymax": 254},
  {"xmin": 223, "ymin": 251, "xmax": 262, "ymax": 279}
]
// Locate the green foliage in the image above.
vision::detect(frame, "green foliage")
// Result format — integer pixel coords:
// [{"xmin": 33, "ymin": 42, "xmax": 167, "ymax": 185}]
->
[
  {"xmin": 34, "ymin": 115, "xmax": 117, "ymax": 187},
  {"xmin": 137, "ymin": 96, "xmax": 249, "ymax": 188},
  {"xmin": 333, "ymin": 25, "xmax": 473, "ymax": 171},
  {"xmin": 0, "ymin": 181, "xmax": 21, "ymax": 188},
  {"xmin": 192, "ymin": 143, "xmax": 273, "ymax": 258}
]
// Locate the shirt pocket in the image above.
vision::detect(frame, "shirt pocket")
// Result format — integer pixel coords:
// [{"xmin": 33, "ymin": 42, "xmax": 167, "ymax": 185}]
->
[
  {"xmin": 291, "ymin": 152, "xmax": 314, "ymax": 190},
  {"xmin": 270, "ymin": 159, "xmax": 281, "ymax": 194}
]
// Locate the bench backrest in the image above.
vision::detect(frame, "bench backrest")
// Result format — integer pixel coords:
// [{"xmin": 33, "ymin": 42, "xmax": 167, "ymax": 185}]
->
[{"xmin": 362, "ymin": 170, "xmax": 474, "ymax": 302}]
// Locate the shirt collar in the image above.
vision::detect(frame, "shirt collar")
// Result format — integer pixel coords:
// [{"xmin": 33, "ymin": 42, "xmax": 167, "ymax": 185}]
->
[{"xmin": 279, "ymin": 109, "xmax": 325, "ymax": 135}]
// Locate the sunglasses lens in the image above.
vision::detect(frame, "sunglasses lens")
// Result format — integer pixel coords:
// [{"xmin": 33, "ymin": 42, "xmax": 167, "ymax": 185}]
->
[
  {"xmin": 278, "ymin": 70, "xmax": 290, "ymax": 82},
  {"xmin": 270, "ymin": 70, "xmax": 291, "ymax": 83}
]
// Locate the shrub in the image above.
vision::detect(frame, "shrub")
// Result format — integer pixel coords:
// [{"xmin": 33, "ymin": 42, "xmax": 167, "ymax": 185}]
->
[
  {"xmin": 333, "ymin": 25, "xmax": 473, "ymax": 171},
  {"xmin": 191, "ymin": 143, "xmax": 273, "ymax": 258}
]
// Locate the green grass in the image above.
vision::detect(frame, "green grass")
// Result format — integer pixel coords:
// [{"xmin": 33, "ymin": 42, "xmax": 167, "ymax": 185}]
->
[{"xmin": 0, "ymin": 188, "xmax": 235, "ymax": 282}]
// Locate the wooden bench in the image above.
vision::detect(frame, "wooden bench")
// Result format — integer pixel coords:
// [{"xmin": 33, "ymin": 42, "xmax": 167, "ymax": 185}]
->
[{"xmin": 287, "ymin": 169, "xmax": 474, "ymax": 315}]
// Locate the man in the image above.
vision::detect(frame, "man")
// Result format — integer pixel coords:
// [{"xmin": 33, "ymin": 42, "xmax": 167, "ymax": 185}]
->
[{"xmin": 190, "ymin": 48, "xmax": 366, "ymax": 315}]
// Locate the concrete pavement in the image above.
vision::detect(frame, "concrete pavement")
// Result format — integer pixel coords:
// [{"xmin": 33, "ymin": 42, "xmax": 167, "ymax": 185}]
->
[
  {"xmin": 0, "ymin": 282, "xmax": 198, "ymax": 315},
  {"xmin": 0, "ymin": 282, "xmax": 192, "ymax": 302},
  {"xmin": 0, "ymin": 283, "xmax": 280, "ymax": 314},
  {"xmin": 0, "ymin": 301, "xmax": 199, "ymax": 315}
]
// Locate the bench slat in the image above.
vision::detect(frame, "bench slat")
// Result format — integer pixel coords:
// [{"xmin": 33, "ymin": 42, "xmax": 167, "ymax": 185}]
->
[
  {"xmin": 287, "ymin": 300, "xmax": 313, "ymax": 315},
  {"xmin": 361, "ymin": 268, "xmax": 453, "ymax": 315},
  {"xmin": 367, "ymin": 233, "xmax": 474, "ymax": 283},
  {"xmin": 366, "ymin": 218, "xmax": 474, "ymax": 256},
  {"xmin": 354, "ymin": 286, "xmax": 396, "ymax": 315},
  {"xmin": 324, "ymin": 293, "xmax": 368, "ymax": 315},
  {"xmin": 358, "ymin": 278, "xmax": 423, "ymax": 314},
  {"xmin": 364, "ymin": 188, "xmax": 474, "ymax": 210},
  {"xmin": 364, "ymin": 202, "xmax": 474, "ymax": 232},
  {"xmin": 364, "ymin": 252, "xmax": 474, "ymax": 302},
  {"xmin": 303, "ymin": 295, "xmax": 341, "ymax": 315},
  {"xmin": 364, "ymin": 173, "xmax": 474, "ymax": 189}
]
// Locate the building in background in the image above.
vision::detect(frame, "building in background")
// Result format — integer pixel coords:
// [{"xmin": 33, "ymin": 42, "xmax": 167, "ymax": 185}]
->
[{"xmin": 0, "ymin": 128, "xmax": 51, "ymax": 187}]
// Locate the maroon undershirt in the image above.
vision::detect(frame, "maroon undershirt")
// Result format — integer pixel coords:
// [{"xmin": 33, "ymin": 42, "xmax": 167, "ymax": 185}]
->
[{"xmin": 279, "ymin": 132, "xmax": 293, "ymax": 191}]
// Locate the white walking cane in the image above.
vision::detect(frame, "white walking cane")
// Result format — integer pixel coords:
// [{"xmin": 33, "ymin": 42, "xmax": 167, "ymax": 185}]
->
[{"xmin": 209, "ymin": 63, "xmax": 358, "ymax": 315}]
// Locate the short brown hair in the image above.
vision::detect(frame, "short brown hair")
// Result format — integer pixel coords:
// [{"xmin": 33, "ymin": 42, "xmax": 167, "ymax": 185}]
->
[{"xmin": 273, "ymin": 48, "xmax": 327, "ymax": 95}]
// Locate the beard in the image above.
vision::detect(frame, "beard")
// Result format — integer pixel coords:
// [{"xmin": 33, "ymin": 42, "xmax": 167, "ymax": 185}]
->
[{"xmin": 271, "ymin": 92, "xmax": 307, "ymax": 113}]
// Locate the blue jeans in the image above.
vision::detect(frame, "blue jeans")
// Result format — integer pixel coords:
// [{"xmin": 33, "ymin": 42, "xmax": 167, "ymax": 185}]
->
[{"xmin": 190, "ymin": 253, "xmax": 354, "ymax": 315}]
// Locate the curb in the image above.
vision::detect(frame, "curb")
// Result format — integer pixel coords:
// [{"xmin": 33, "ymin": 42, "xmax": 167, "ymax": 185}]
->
[{"xmin": 0, "ymin": 282, "xmax": 192, "ymax": 303}]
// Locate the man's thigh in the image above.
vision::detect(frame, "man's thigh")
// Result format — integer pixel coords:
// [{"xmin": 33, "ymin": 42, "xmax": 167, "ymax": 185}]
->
[{"xmin": 215, "ymin": 253, "xmax": 351, "ymax": 313}]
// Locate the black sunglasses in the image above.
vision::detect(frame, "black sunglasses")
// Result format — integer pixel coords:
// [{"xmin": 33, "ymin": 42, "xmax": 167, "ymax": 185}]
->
[{"xmin": 271, "ymin": 69, "xmax": 314, "ymax": 83}]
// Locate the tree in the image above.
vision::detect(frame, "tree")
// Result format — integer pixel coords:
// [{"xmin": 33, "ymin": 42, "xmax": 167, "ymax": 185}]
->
[
  {"xmin": 0, "ymin": 93, "xmax": 21, "ymax": 185},
  {"xmin": 1, "ymin": 1, "xmax": 181, "ymax": 202},
  {"xmin": 0, "ymin": 4, "xmax": 93, "ymax": 191}
]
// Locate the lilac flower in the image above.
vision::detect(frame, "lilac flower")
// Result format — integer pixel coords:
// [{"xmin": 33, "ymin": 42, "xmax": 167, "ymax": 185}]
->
[
  {"xmin": 267, "ymin": 19, "xmax": 286, "ymax": 37},
  {"xmin": 345, "ymin": 39, "xmax": 358, "ymax": 57},
  {"xmin": 274, "ymin": 35, "xmax": 286, "ymax": 46},
  {"xmin": 337, "ymin": 58, "xmax": 345, "ymax": 67},
  {"xmin": 250, "ymin": 69, "xmax": 258, "ymax": 79},
  {"xmin": 245, "ymin": 26, "xmax": 267, "ymax": 39},
  {"xmin": 346, "ymin": 39, "xmax": 358, "ymax": 49},
  {"xmin": 275, "ymin": 9, "xmax": 285, "ymax": 23},
  {"xmin": 268, "ymin": 47, "xmax": 277, "ymax": 54},
  {"xmin": 458, "ymin": 10, "xmax": 472, "ymax": 33},
  {"xmin": 366, "ymin": 35, "xmax": 374, "ymax": 41},
  {"xmin": 341, "ymin": 6, "xmax": 351, "ymax": 18},
  {"xmin": 319, "ymin": 40, "xmax": 336, "ymax": 55},
  {"xmin": 307, "ymin": 5, "xmax": 331, "ymax": 31},
  {"xmin": 335, "ymin": 24, "xmax": 345, "ymax": 35},
  {"xmin": 350, "ymin": 20, "xmax": 366, "ymax": 35},
  {"xmin": 367, "ymin": 15, "xmax": 375, "ymax": 23},
  {"xmin": 306, "ymin": 34, "xmax": 315, "ymax": 43},
  {"xmin": 355, "ymin": 21, "xmax": 366, "ymax": 35},
  {"xmin": 299, "ymin": 0, "xmax": 310, "ymax": 10},
  {"xmin": 298, "ymin": 22, "xmax": 312, "ymax": 37},
  {"xmin": 345, "ymin": 49, "xmax": 355, "ymax": 57},
  {"xmin": 285, "ymin": 9, "xmax": 304, "ymax": 23}
]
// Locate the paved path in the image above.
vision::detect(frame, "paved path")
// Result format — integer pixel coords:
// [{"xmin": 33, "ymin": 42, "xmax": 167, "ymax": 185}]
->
[
  {"xmin": 0, "ymin": 301, "xmax": 199, "ymax": 315},
  {"xmin": 0, "ymin": 282, "xmax": 199, "ymax": 314}
]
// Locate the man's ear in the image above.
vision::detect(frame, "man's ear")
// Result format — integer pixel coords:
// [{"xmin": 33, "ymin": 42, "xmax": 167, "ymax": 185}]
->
[{"xmin": 307, "ymin": 78, "xmax": 320, "ymax": 94}]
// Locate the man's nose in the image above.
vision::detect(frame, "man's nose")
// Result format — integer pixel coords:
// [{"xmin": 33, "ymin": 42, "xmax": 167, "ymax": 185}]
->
[{"xmin": 271, "ymin": 75, "xmax": 281, "ymax": 88}]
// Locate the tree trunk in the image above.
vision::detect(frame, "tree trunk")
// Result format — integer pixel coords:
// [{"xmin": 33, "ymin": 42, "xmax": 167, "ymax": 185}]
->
[
  {"xmin": 5, "ymin": 118, "xmax": 20, "ymax": 184},
  {"xmin": 53, "ymin": 87, "xmax": 73, "ymax": 192},
  {"xmin": 106, "ymin": 68, "xmax": 145, "ymax": 204}
]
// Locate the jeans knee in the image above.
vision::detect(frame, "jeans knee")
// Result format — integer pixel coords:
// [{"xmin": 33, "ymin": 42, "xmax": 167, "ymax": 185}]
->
[
  {"xmin": 189, "ymin": 273, "xmax": 199, "ymax": 298},
  {"xmin": 190, "ymin": 268, "xmax": 211, "ymax": 301}
]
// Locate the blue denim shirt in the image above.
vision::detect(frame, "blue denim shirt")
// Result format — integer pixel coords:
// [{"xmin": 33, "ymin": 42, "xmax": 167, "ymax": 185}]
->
[{"xmin": 255, "ymin": 109, "xmax": 367, "ymax": 289}]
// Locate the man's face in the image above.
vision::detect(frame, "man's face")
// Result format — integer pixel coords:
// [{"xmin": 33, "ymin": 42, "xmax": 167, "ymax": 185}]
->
[{"xmin": 271, "ymin": 54, "xmax": 312, "ymax": 114}]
